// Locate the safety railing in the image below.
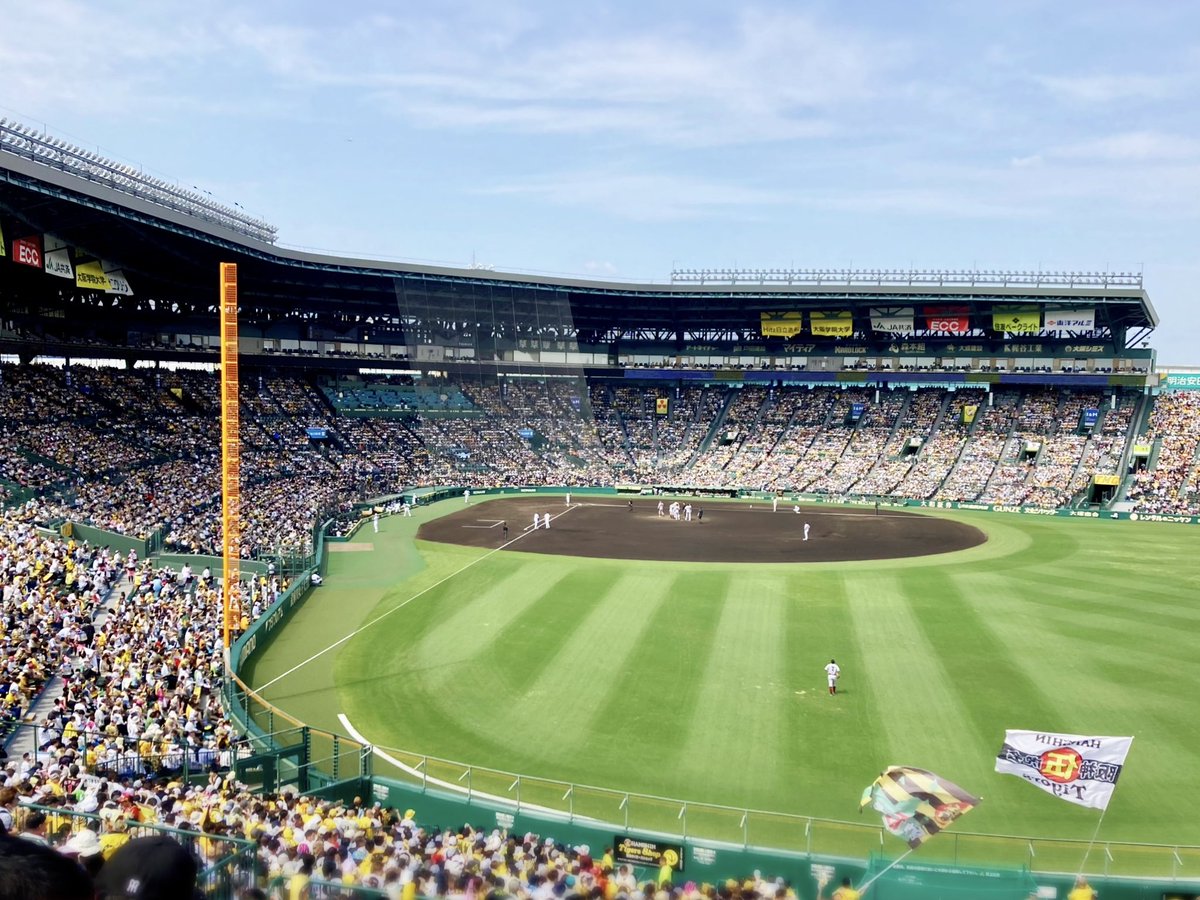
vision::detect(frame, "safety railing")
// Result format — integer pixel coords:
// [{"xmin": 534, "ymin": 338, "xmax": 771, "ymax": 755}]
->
[{"xmin": 17, "ymin": 802, "xmax": 257, "ymax": 897}]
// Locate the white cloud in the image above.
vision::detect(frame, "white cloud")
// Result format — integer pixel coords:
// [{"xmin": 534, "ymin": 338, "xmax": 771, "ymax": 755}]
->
[
  {"xmin": 224, "ymin": 7, "xmax": 900, "ymax": 147},
  {"xmin": 479, "ymin": 170, "xmax": 791, "ymax": 221},
  {"xmin": 1047, "ymin": 132, "xmax": 1200, "ymax": 162},
  {"xmin": 1036, "ymin": 73, "xmax": 1179, "ymax": 104}
]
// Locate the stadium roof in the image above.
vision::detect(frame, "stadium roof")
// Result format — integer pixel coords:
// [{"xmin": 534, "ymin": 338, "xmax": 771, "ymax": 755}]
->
[{"xmin": 0, "ymin": 137, "xmax": 1159, "ymax": 350}]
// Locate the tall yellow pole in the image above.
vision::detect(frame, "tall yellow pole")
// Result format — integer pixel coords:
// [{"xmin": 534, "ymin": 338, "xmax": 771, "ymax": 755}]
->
[{"xmin": 219, "ymin": 263, "xmax": 241, "ymax": 650}]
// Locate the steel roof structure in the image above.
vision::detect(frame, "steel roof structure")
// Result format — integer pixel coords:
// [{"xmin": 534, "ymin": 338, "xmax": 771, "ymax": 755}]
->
[{"xmin": 0, "ymin": 134, "xmax": 1159, "ymax": 356}]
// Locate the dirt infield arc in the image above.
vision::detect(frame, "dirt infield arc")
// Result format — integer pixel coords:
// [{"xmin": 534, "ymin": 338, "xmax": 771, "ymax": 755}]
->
[{"xmin": 418, "ymin": 497, "xmax": 986, "ymax": 563}]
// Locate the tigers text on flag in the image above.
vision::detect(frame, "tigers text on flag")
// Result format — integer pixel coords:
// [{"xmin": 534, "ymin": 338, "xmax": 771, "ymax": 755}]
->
[
  {"xmin": 860, "ymin": 766, "xmax": 980, "ymax": 848},
  {"xmin": 994, "ymin": 731, "xmax": 1133, "ymax": 810}
]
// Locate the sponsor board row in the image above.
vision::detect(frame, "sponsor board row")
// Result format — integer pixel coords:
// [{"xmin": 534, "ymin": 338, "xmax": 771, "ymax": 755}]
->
[{"xmin": 760, "ymin": 306, "xmax": 1097, "ymax": 338}]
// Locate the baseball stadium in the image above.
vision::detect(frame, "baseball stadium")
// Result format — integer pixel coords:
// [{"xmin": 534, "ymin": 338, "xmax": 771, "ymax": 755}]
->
[{"xmin": 1, "ymin": 120, "xmax": 1199, "ymax": 900}]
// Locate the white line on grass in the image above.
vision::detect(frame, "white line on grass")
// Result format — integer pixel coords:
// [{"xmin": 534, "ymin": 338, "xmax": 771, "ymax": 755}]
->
[
  {"xmin": 254, "ymin": 504, "xmax": 579, "ymax": 696},
  {"xmin": 338, "ymin": 713, "xmax": 580, "ymax": 820}
]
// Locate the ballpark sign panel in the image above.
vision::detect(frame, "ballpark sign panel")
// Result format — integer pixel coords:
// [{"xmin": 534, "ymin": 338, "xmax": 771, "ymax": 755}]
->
[
  {"xmin": 613, "ymin": 835, "xmax": 685, "ymax": 872},
  {"xmin": 994, "ymin": 730, "xmax": 1133, "ymax": 810}
]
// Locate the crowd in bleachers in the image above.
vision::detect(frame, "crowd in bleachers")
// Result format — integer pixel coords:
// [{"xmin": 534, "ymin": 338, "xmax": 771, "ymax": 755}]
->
[
  {"xmin": 2, "ymin": 772, "xmax": 811, "ymax": 898},
  {"xmin": 0, "ymin": 363, "xmax": 1181, "ymax": 567},
  {"xmin": 1127, "ymin": 391, "xmax": 1200, "ymax": 515}
]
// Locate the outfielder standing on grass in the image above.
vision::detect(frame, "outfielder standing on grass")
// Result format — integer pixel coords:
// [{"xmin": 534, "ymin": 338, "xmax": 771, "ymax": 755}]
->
[{"xmin": 824, "ymin": 658, "xmax": 841, "ymax": 695}]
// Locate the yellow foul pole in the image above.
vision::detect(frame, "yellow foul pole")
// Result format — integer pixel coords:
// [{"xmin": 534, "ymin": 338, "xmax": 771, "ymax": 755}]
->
[{"xmin": 219, "ymin": 263, "xmax": 241, "ymax": 650}]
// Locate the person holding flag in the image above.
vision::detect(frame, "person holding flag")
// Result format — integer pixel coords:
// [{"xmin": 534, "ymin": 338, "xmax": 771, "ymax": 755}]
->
[
  {"xmin": 1068, "ymin": 875, "xmax": 1097, "ymax": 900},
  {"xmin": 817, "ymin": 876, "xmax": 860, "ymax": 900}
]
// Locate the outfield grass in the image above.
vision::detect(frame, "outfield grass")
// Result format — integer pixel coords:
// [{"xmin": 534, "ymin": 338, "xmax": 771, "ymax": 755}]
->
[{"xmin": 246, "ymin": 497, "xmax": 1200, "ymax": 852}]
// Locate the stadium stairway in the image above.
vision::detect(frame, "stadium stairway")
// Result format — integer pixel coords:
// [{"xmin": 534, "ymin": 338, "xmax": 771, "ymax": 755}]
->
[
  {"xmin": 4, "ymin": 571, "xmax": 131, "ymax": 759},
  {"xmin": 932, "ymin": 392, "xmax": 986, "ymax": 494},
  {"xmin": 687, "ymin": 387, "xmax": 737, "ymax": 463}
]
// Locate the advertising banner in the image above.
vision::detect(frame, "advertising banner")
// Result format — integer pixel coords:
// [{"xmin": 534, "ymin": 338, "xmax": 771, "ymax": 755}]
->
[
  {"xmin": 614, "ymin": 835, "xmax": 685, "ymax": 872},
  {"xmin": 870, "ymin": 307, "xmax": 915, "ymax": 334},
  {"xmin": 992, "ymin": 308, "xmax": 1041, "ymax": 334},
  {"xmin": 1081, "ymin": 408, "xmax": 1099, "ymax": 428},
  {"xmin": 43, "ymin": 236, "xmax": 75, "ymax": 280},
  {"xmin": 760, "ymin": 311, "xmax": 803, "ymax": 338},
  {"xmin": 102, "ymin": 261, "xmax": 134, "ymax": 295},
  {"xmin": 809, "ymin": 310, "xmax": 853, "ymax": 337},
  {"xmin": 12, "ymin": 235, "xmax": 42, "ymax": 268},
  {"xmin": 923, "ymin": 305, "xmax": 970, "ymax": 334},
  {"xmin": 962, "ymin": 404, "xmax": 979, "ymax": 424},
  {"xmin": 655, "ymin": 397, "xmax": 669, "ymax": 415},
  {"xmin": 1044, "ymin": 308, "xmax": 1096, "ymax": 331},
  {"xmin": 1163, "ymin": 373, "xmax": 1200, "ymax": 391},
  {"xmin": 1093, "ymin": 474, "xmax": 1120, "ymax": 486},
  {"xmin": 75, "ymin": 258, "xmax": 111, "ymax": 291}
]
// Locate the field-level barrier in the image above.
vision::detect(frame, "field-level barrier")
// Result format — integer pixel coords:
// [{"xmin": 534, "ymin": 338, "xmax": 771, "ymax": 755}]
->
[{"xmin": 217, "ymin": 488, "xmax": 1200, "ymax": 898}]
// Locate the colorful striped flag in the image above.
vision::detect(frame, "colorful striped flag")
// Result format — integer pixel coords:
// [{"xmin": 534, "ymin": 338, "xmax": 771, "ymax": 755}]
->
[{"xmin": 860, "ymin": 766, "xmax": 981, "ymax": 848}]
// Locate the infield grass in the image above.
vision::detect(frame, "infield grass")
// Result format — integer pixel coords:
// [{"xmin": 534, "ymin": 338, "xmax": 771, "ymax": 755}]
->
[{"xmin": 245, "ymin": 497, "xmax": 1200, "ymax": 857}]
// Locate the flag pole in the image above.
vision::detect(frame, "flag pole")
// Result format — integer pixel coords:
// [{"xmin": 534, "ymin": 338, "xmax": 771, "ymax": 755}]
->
[
  {"xmin": 1076, "ymin": 809, "xmax": 1108, "ymax": 877},
  {"xmin": 855, "ymin": 848, "xmax": 916, "ymax": 895}
]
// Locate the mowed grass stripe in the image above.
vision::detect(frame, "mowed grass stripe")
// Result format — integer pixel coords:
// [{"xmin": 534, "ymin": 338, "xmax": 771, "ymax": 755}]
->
[
  {"xmin": 585, "ymin": 571, "xmax": 729, "ymax": 790},
  {"xmin": 338, "ymin": 558, "xmax": 559, "ymax": 745},
  {"xmin": 1000, "ymin": 568, "xmax": 1200, "ymax": 627},
  {"xmin": 408, "ymin": 561, "xmax": 573, "ymax": 674},
  {"xmin": 912, "ymin": 569, "xmax": 1061, "ymax": 739},
  {"xmin": 469, "ymin": 566, "xmax": 624, "ymax": 698},
  {"xmin": 504, "ymin": 570, "xmax": 674, "ymax": 752},
  {"xmin": 675, "ymin": 573, "xmax": 788, "ymax": 799},
  {"xmin": 401, "ymin": 566, "xmax": 623, "ymax": 754},
  {"xmin": 845, "ymin": 571, "xmax": 992, "ymax": 776}
]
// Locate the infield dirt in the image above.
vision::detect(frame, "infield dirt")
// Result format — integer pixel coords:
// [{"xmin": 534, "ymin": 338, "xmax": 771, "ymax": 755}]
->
[{"xmin": 417, "ymin": 497, "xmax": 986, "ymax": 563}]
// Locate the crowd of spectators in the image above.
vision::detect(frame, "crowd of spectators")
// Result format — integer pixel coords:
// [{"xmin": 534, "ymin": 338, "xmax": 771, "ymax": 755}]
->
[
  {"xmin": 0, "ymin": 364, "xmax": 1180, "ymax": 568},
  {"xmin": 1127, "ymin": 391, "xmax": 1200, "ymax": 515},
  {"xmin": 2, "ymin": 776, "xmax": 812, "ymax": 899}
]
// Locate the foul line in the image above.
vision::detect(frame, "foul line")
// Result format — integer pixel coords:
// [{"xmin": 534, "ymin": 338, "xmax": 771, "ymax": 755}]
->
[
  {"xmin": 338, "ymin": 713, "xmax": 582, "ymax": 821},
  {"xmin": 254, "ymin": 505, "xmax": 579, "ymax": 696}
]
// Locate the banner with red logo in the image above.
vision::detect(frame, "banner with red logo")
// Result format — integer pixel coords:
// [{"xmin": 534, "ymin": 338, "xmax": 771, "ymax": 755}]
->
[
  {"xmin": 923, "ymin": 305, "xmax": 971, "ymax": 334},
  {"xmin": 12, "ymin": 235, "xmax": 42, "ymax": 268},
  {"xmin": 994, "ymin": 730, "xmax": 1132, "ymax": 810}
]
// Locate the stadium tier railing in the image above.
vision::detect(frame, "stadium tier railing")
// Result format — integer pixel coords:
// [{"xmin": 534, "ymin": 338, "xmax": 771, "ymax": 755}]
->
[
  {"xmin": 220, "ymin": 491, "xmax": 1200, "ymax": 886},
  {"xmin": 16, "ymin": 801, "xmax": 257, "ymax": 896}
]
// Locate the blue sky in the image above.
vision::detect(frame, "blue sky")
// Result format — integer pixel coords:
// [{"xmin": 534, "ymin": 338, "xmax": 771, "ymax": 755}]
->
[{"xmin": 2, "ymin": 0, "xmax": 1197, "ymax": 361}]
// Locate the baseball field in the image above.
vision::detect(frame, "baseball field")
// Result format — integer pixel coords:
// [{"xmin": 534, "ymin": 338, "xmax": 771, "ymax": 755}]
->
[{"xmin": 244, "ymin": 494, "xmax": 1200, "ymax": 858}]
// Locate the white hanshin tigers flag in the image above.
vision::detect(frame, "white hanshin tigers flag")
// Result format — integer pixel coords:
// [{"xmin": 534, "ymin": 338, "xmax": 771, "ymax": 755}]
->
[{"xmin": 995, "ymin": 731, "xmax": 1133, "ymax": 810}]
